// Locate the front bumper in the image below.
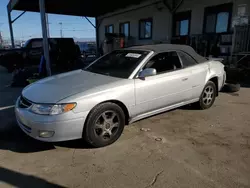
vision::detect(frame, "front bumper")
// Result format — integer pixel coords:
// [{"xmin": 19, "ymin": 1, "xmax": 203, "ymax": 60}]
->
[{"xmin": 15, "ymin": 97, "xmax": 89, "ymax": 142}]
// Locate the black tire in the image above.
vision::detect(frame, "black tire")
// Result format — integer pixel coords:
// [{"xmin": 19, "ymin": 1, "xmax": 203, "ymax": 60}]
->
[
  {"xmin": 222, "ymin": 83, "xmax": 240, "ymax": 93},
  {"xmin": 83, "ymin": 103, "xmax": 125, "ymax": 148},
  {"xmin": 198, "ymin": 81, "xmax": 217, "ymax": 110}
]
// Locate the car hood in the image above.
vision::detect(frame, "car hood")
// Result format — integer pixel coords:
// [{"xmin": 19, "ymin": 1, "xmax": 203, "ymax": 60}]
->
[{"xmin": 22, "ymin": 70, "xmax": 122, "ymax": 103}]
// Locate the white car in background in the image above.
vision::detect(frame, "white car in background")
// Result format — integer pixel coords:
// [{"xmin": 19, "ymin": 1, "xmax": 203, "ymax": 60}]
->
[{"xmin": 15, "ymin": 44, "xmax": 226, "ymax": 147}]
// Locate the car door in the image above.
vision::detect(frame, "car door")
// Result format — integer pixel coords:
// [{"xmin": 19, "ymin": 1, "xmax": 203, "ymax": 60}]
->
[
  {"xmin": 134, "ymin": 51, "xmax": 193, "ymax": 115},
  {"xmin": 177, "ymin": 51, "xmax": 208, "ymax": 99}
]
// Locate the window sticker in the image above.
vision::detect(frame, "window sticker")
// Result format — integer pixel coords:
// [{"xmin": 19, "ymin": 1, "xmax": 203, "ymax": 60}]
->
[{"xmin": 125, "ymin": 53, "xmax": 142, "ymax": 58}]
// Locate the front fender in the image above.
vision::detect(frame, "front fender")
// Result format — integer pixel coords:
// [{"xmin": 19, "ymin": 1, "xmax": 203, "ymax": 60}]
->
[{"xmin": 59, "ymin": 80, "xmax": 135, "ymax": 114}]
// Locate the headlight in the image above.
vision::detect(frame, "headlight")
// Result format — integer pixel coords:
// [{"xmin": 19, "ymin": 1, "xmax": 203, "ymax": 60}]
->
[{"xmin": 30, "ymin": 103, "xmax": 76, "ymax": 115}]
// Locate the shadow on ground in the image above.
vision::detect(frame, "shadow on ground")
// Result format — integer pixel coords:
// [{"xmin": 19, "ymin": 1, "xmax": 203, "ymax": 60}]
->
[
  {"xmin": 0, "ymin": 167, "xmax": 65, "ymax": 188},
  {"xmin": 0, "ymin": 103, "xmax": 56, "ymax": 153},
  {"xmin": 0, "ymin": 66, "xmax": 92, "ymax": 152},
  {"xmin": 0, "ymin": 107, "xmax": 91, "ymax": 153}
]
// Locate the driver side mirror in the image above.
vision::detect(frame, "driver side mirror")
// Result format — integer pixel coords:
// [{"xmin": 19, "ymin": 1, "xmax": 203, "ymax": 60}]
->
[{"xmin": 138, "ymin": 68, "xmax": 157, "ymax": 79}]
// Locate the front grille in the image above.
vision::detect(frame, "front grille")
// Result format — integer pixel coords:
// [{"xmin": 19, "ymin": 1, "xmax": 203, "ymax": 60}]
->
[{"xmin": 19, "ymin": 96, "xmax": 32, "ymax": 108}]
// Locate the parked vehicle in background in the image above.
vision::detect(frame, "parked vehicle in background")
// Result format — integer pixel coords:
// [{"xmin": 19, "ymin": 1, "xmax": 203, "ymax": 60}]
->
[
  {"xmin": 15, "ymin": 44, "xmax": 226, "ymax": 148},
  {"xmin": 76, "ymin": 42, "xmax": 97, "ymax": 63},
  {"xmin": 0, "ymin": 38, "xmax": 79, "ymax": 73},
  {"xmin": 77, "ymin": 42, "xmax": 96, "ymax": 56}
]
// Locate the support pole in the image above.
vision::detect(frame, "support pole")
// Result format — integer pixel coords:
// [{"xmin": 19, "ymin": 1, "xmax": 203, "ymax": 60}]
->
[
  {"xmin": 95, "ymin": 18, "xmax": 100, "ymax": 57},
  {"xmin": 46, "ymin": 13, "xmax": 50, "ymax": 38},
  {"xmin": 12, "ymin": 11, "xmax": 26, "ymax": 24},
  {"xmin": 85, "ymin": 17, "xmax": 96, "ymax": 28},
  {"xmin": 39, "ymin": 0, "xmax": 51, "ymax": 76},
  {"xmin": 7, "ymin": 9, "xmax": 15, "ymax": 48}
]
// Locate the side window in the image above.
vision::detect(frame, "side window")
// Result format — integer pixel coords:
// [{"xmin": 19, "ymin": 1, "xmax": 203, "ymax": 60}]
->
[
  {"xmin": 144, "ymin": 51, "xmax": 182, "ymax": 74},
  {"xmin": 178, "ymin": 51, "xmax": 197, "ymax": 67}
]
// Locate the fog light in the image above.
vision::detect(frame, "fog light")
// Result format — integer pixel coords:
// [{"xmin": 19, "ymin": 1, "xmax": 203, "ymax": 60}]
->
[{"xmin": 39, "ymin": 131, "xmax": 54, "ymax": 138}]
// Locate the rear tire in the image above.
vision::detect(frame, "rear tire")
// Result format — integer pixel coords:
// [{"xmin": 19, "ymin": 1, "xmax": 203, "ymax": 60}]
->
[
  {"xmin": 198, "ymin": 81, "xmax": 216, "ymax": 110},
  {"xmin": 83, "ymin": 103, "xmax": 125, "ymax": 148}
]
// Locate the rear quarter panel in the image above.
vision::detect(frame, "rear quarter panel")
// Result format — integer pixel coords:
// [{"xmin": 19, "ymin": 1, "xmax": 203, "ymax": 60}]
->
[
  {"xmin": 191, "ymin": 60, "xmax": 225, "ymax": 99},
  {"xmin": 207, "ymin": 60, "xmax": 225, "ymax": 90}
]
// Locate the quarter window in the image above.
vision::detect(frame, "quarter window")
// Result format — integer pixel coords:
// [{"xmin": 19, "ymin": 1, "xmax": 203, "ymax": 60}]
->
[
  {"xmin": 139, "ymin": 18, "xmax": 153, "ymax": 39},
  {"xmin": 144, "ymin": 52, "xmax": 182, "ymax": 74},
  {"xmin": 178, "ymin": 51, "xmax": 197, "ymax": 67}
]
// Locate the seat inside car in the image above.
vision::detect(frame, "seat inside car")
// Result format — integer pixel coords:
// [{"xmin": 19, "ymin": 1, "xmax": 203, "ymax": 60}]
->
[{"xmin": 145, "ymin": 52, "xmax": 182, "ymax": 73}]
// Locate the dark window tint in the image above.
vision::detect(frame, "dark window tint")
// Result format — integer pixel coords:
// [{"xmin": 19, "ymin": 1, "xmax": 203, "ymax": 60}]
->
[
  {"xmin": 120, "ymin": 22, "xmax": 130, "ymax": 37},
  {"xmin": 178, "ymin": 51, "xmax": 197, "ymax": 67},
  {"xmin": 216, "ymin": 12, "xmax": 229, "ymax": 33},
  {"xmin": 205, "ymin": 14, "xmax": 216, "ymax": 33},
  {"xmin": 85, "ymin": 50, "xmax": 149, "ymax": 78},
  {"xmin": 105, "ymin": 25, "xmax": 114, "ymax": 33},
  {"xmin": 175, "ymin": 20, "xmax": 189, "ymax": 36},
  {"xmin": 180, "ymin": 20, "xmax": 189, "ymax": 35},
  {"xmin": 139, "ymin": 18, "xmax": 152, "ymax": 39},
  {"xmin": 205, "ymin": 12, "xmax": 229, "ymax": 33},
  {"xmin": 204, "ymin": 3, "xmax": 232, "ymax": 33},
  {"xmin": 173, "ymin": 11, "xmax": 191, "ymax": 36},
  {"xmin": 144, "ymin": 51, "xmax": 182, "ymax": 74}
]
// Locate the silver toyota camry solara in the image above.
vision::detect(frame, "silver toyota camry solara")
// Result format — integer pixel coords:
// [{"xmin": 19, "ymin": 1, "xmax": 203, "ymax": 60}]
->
[{"xmin": 15, "ymin": 44, "xmax": 226, "ymax": 147}]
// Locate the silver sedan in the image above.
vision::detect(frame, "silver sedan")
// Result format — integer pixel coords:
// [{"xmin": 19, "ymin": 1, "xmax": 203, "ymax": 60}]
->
[{"xmin": 15, "ymin": 44, "xmax": 226, "ymax": 147}]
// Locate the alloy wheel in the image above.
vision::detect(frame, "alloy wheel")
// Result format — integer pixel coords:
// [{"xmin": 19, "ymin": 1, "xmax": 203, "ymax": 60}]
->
[
  {"xmin": 94, "ymin": 110, "xmax": 119, "ymax": 140},
  {"xmin": 202, "ymin": 85, "xmax": 214, "ymax": 106}
]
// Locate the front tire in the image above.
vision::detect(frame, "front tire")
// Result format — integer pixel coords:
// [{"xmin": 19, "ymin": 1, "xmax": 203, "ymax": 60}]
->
[
  {"xmin": 83, "ymin": 103, "xmax": 125, "ymax": 148},
  {"xmin": 198, "ymin": 81, "xmax": 216, "ymax": 110}
]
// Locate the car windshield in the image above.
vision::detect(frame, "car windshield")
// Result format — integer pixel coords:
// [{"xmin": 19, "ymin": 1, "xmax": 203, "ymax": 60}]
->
[{"xmin": 85, "ymin": 50, "xmax": 149, "ymax": 78}]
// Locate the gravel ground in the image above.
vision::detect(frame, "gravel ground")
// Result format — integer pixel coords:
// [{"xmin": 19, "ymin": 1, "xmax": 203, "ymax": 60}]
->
[{"xmin": 0, "ymin": 66, "xmax": 249, "ymax": 188}]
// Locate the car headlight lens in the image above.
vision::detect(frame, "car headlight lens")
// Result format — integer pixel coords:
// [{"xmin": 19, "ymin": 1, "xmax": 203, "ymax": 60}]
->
[{"xmin": 30, "ymin": 103, "xmax": 76, "ymax": 115}]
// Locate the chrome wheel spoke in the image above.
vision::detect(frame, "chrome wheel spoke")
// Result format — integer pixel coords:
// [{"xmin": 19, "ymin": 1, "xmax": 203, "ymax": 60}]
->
[
  {"xmin": 110, "ymin": 113, "xmax": 116, "ymax": 122},
  {"xmin": 101, "ymin": 130, "xmax": 107, "ymax": 137},
  {"xmin": 110, "ymin": 123, "xmax": 119, "ymax": 131},
  {"xmin": 106, "ymin": 129, "xmax": 112, "ymax": 136},
  {"xmin": 94, "ymin": 110, "xmax": 120, "ymax": 140},
  {"xmin": 101, "ymin": 113, "xmax": 108, "ymax": 122},
  {"xmin": 205, "ymin": 100, "xmax": 209, "ymax": 105},
  {"xmin": 95, "ymin": 123, "xmax": 104, "ymax": 130},
  {"xmin": 202, "ymin": 85, "xmax": 214, "ymax": 105}
]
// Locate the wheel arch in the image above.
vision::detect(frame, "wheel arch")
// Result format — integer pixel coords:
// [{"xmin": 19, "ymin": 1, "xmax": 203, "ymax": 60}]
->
[
  {"xmin": 208, "ymin": 76, "xmax": 219, "ymax": 96},
  {"xmin": 84, "ymin": 100, "xmax": 130, "ymax": 128}
]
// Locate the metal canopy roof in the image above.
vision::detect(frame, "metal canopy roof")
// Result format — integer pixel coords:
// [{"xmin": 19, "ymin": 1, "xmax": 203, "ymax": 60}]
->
[{"xmin": 8, "ymin": 0, "xmax": 146, "ymax": 17}]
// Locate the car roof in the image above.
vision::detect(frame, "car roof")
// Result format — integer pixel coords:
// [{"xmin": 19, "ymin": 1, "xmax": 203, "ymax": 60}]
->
[{"xmin": 127, "ymin": 44, "xmax": 207, "ymax": 63}]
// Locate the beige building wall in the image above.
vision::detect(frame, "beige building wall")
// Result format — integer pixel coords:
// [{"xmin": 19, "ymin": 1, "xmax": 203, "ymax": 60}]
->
[{"xmin": 96, "ymin": 0, "xmax": 249, "ymax": 47}]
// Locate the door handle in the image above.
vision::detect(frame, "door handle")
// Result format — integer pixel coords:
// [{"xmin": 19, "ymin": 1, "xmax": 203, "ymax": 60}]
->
[{"xmin": 182, "ymin": 78, "xmax": 188, "ymax": 81}]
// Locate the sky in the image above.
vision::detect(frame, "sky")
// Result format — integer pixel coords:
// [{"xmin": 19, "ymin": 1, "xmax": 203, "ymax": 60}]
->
[{"xmin": 0, "ymin": 0, "xmax": 96, "ymax": 41}]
